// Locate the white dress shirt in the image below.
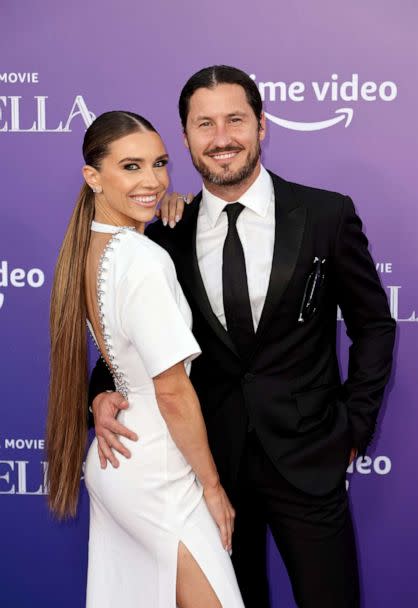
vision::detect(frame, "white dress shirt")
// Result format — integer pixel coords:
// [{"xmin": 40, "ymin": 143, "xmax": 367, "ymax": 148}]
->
[{"xmin": 196, "ymin": 165, "xmax": 275, "ymax": 331}]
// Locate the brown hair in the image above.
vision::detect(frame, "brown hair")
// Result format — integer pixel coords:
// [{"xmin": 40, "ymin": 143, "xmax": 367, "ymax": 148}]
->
[{"xmin": 47, "ymin": 111, "xmax": 157, "ymax": 518}]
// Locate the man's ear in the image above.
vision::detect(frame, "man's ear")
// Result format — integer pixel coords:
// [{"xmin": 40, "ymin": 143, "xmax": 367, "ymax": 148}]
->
[
  {"xmin": 259, "ymin": 112, "xmax": 266, "ymax": 141},
  {"xmin": 82, "ymin": 165, "xmax": 102, "ymax": 192},
  {"xmin": 183, "ymin": 131, "xmax": 190, "ymax": 149}
]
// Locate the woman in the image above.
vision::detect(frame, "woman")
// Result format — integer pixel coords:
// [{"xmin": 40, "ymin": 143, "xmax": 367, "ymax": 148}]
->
[{"xmin": 46, "ymin": 111, "xmax": 244, "ymax": 608}]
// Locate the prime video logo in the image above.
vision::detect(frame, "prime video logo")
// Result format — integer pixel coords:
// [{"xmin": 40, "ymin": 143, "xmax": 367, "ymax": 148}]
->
[
  {"xmin": 250, "ymin": 72, "xmax": 398, "ymax": 131},
  {"xmin": 0, "ymin": 261, "xmax": 45, "ymax": 310}
]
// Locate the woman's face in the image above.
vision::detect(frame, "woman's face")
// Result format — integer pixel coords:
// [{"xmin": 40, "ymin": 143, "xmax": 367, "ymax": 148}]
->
[{"xmin": 85, "ymin": 130, "xmax": 169, "ymax": 228}]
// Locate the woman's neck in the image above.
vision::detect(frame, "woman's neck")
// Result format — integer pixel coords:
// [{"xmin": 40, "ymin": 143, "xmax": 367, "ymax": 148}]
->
[{"xmin": 94, "ymin": 206, "xmax": 144, "ymax": 233}]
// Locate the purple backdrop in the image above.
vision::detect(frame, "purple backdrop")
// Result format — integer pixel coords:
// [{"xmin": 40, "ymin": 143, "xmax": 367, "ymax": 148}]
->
[{"xmin": 1, "ymin": 2, "xmax": 416, "ymax": 606}]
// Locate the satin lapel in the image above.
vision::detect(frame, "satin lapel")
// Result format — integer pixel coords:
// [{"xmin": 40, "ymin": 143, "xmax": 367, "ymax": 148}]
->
[
  {"xmin": 177, "ymin": 193, "xmax": 239, "ymax": 358},
  {"xmin": 255, "ymin": 173, "xmax": 307, "ymax": 343}
]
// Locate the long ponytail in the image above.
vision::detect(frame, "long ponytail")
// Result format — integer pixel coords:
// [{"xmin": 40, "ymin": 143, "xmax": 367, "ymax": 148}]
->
[{"xmin": 46, "ymin": 184, "xmax": 94, "ymax": 518}]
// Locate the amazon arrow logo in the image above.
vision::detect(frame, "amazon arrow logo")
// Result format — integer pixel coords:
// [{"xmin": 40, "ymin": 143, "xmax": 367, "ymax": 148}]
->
[{"xmin": 265, "ymin": 108, "xmax": 353, "ymax": 132}]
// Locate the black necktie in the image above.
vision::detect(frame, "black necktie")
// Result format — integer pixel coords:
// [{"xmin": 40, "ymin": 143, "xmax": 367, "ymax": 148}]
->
[{"xmin": 222, "ymin": 203, "xmax": 255, "ymax": 358}]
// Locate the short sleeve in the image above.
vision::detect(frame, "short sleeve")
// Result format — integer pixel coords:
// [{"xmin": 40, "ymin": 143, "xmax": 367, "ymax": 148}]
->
[{"xmin": 121, "ymin": 260, "xmax": 201, "ymax": 378}]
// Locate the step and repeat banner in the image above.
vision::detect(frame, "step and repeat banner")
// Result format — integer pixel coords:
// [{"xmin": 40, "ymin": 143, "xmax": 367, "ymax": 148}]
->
[{"xmin": 1, "ymin": 1, "xmax": 416, "ymax": 606}]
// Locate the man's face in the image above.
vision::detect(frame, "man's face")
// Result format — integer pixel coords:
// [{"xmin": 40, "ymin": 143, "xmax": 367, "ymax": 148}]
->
[{"xmin": 184, "ymin": 83, "xmax": 265, "ymax": 187}]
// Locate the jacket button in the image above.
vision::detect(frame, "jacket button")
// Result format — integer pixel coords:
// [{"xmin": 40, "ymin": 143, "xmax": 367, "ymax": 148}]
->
[{"xmin": 243, "ymin": 373, "xmax": 255, "ymax": 383}]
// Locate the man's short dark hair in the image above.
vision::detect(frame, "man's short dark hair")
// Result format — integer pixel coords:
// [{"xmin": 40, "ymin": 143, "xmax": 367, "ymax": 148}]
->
[{"xmin": 178, "ymin": 65, "xmax": 263, "ymax": 130}]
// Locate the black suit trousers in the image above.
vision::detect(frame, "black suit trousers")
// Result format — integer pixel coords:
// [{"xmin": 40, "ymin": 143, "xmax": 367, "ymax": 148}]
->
[{"xmin": 231, "ymin": 431, "xmax": 360, "ymax": 608}]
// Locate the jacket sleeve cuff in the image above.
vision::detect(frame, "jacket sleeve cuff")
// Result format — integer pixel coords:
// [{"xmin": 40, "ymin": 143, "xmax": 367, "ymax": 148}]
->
[{"xmin": 87, "ymin": 357, "xmax": 116, "ymax": 427}]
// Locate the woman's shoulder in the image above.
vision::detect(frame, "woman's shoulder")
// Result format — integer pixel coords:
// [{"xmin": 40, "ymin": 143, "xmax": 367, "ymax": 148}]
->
[{"xmin": 115, "ymin": 228, "xmax": 175, "ymax": 279}]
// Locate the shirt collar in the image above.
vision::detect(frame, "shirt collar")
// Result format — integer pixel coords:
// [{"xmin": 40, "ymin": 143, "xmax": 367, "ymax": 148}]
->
[{"xmin": 201, "ymin": 165, "xmax": 273, "ymax": 228}]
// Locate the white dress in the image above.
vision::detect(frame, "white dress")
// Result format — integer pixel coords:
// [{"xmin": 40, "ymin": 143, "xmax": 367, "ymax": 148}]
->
[{"xmin": 84, "ymin": 221, "xmax": 244, "ymax": 608}]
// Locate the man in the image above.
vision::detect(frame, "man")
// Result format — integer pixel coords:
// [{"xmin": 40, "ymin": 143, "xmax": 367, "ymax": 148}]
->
[{"xmin": 89, "ymin": 65, "xmax": 396, "ymax": 607}]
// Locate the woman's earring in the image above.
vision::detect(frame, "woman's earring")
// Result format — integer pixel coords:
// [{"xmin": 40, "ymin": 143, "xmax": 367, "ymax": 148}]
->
[{"xmin": 91, "ymin": 186, "xmax": 102, "ymax": 194}]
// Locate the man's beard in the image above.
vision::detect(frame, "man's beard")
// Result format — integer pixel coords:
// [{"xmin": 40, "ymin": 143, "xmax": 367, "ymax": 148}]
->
[{"xmin": 190, "ymin": 142, "xmax": 261, "ymax": 187}]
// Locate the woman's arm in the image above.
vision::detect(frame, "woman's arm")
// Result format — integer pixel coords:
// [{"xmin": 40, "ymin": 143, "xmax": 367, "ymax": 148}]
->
[{"xmin": 154, "ymin": 361, "xmax": 234, "ymax": 551}]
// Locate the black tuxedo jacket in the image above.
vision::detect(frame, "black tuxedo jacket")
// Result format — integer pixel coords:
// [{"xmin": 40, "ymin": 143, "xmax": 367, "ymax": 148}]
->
[{"xmin": 89, "ymin": 171, "xmax": 396, "ymax": 496}]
